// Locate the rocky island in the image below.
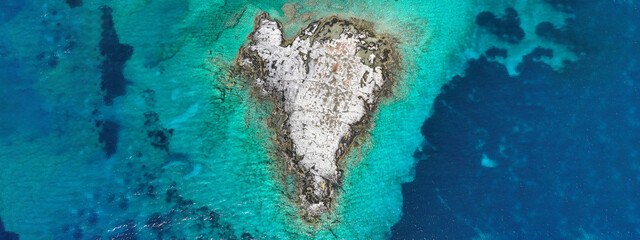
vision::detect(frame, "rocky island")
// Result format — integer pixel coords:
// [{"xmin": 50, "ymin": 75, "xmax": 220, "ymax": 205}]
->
[{"xmin": 237, "ymin": 13, "xmax": 398, "ymax": 217}]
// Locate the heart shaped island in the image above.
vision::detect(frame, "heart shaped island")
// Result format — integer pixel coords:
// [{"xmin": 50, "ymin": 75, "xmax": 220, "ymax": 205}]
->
[{"xmin": 237, "ymin": 13, "xmax": 399, "ymax": 217}]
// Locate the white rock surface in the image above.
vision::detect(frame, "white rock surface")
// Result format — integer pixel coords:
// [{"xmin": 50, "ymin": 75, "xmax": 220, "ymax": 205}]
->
[{"xmin": 240, "ymin": 14, "xmax": 388, "ymax": 214}]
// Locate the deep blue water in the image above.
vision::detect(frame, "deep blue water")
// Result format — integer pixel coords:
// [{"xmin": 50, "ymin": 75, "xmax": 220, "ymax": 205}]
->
[{"xmin": 393, "ymin": 1, "xmax": 640, "ymax": 239}]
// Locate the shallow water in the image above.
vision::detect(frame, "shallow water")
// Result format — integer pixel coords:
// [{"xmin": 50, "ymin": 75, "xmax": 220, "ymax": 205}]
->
[{"xmin": 0, "ymin": 0, "xmax": 636, "ymax": 239}]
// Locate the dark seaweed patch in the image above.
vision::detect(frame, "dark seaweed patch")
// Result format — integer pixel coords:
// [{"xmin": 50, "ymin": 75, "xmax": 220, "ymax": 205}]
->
[
  {"xmin": 485, "ymin": 47, "xmax": 507, "ymax": 59},
  {"xmin": 118, "ymin": 196, "xmax": 129, "ymax": 210},
  {"xmin": 146, "ymin": 213, "xmax": 170, "ymax": 237},
  {"xmin": 64, "ymin": 41, "xmax": 76, "ymax": 52},
  {"xmin": 65, "ymin": 0, "xmax": 82, "ymax": 8},
  {"xmin": 164, "ymin": 187, "xmax": 194, "ymax": 207},
  {"xmin": 87, "ymin": 211, "xmax": 98, "ymax": 226},
  {"xmin": 47, "ymin": 54, "xmax": 59, "ymax": 67},
  {"xmin": 110, "ymin": 220, "xmax": 137, "ymax": 240},
  {"xmin": 72, "ymin": 226, "xmax": 82, "ymax": 240},
  {"xmin": 0, "ymin": 217, "xmax": 20, "ymax": 240},
  {"xmin": 143, "ymin": 111, "xmax": 173, "ymax": 152},
  {"xmin": 242, "ymin": 233, "xmax": 255, "ymax": 240},
  {"xmin": 148, "ymin": 129, "xmax": 173, "ymax": 152},
  {"xmin": 535, "ymin": 21, "xmax": 586, "ymax": 51},
  {"xmin": 35, "ymin": 52, "xmax": 58, "ymax": 68},
  {"xmin": 146, "ymin": 185, "xmax": 157, "ymax": 199},
  {"xmin": 96, "ymin": 120, "xmax": 119, "ymax": 158},
  {"xmin": 106, "ymin": 193, "xmax": 116, "ymax": 203},
  {"xmin": 535, "ymin": 22, "xmax": 564, "ymax": 41},
  {"xmin": 99, "ymin": 6, "xmax": 133, "ymax": 105},
  {"xmin": 476, "ymin": 8, "xmax": 525, "ymax": 44},
  {"xmin": 143, "ymin": 185, "xmax": 245, "ymax": 238}
]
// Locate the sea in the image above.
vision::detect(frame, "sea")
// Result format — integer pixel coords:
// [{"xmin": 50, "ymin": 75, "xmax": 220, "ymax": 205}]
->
[{"xmin": 0, "ymin": 0, "xmax": 638, "ymax": 239}]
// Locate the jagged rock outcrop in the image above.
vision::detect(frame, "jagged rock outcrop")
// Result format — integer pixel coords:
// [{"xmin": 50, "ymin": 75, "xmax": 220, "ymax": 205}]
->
[{"xmin": 237, "ymin": 13, "xmax": 397, "ymax": 217}]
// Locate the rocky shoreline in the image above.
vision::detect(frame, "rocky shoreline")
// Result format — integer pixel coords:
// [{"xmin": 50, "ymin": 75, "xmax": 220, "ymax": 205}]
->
[{"xmin": 236, "ymin": 13, "xmax": 399, "ymax": 217}]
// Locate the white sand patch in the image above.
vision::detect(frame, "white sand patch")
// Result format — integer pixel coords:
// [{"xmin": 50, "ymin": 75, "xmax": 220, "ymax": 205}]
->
[{"xmin": 481, "ymin": 154, "xmax": 499, "ymax": 168}]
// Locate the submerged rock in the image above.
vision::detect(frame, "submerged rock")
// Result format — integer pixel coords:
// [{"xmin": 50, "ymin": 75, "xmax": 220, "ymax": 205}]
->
[
  {"xmin": 238, "ymin": 13, "xmax": 398, "ymax": 216},
  {"xmin": 99, "ymin": 6, "xmax": 134, "ymax": 105}
]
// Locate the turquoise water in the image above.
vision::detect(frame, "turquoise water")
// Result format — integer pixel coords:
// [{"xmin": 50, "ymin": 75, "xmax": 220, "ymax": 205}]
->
[{"xmin": 0, "ymin": 0, "xmax": 576, "ymax": 239}]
